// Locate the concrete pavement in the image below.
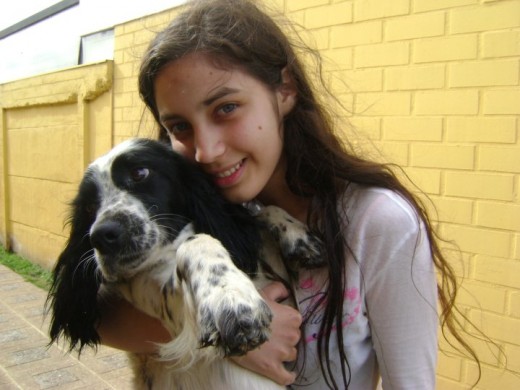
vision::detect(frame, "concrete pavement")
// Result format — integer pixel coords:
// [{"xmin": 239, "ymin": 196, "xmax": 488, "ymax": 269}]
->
[{"xmin": 0, "ymin": 264, "xmax": 134, "ymax": 389}]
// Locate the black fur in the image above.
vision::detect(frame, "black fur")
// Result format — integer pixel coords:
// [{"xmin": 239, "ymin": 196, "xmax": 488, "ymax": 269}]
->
[{"xmin": 46, "ymin": 139, "xmax": 262, "ymax": 352}]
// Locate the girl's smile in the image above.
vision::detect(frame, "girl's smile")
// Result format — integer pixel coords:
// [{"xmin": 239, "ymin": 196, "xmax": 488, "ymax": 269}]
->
[{"xmin": 212, "ymin": 158, "xmax": 246, "ymax": 188}]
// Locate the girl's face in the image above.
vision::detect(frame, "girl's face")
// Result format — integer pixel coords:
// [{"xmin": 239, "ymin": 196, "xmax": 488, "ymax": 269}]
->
[{"xmin": 153, "ymin": 52, "xmax": 296, "ymax": 204}]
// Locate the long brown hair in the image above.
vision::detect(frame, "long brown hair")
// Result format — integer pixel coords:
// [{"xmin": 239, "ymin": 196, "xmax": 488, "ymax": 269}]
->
[{"xmin": 138, "ymin": 0, "xmax": 480, "ymax": 388}]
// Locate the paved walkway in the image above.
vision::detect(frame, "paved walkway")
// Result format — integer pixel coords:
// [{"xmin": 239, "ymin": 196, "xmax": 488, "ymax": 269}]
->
[{"xmin": 0, "ymin": 264, "xmax": 134, "ymax": 389}]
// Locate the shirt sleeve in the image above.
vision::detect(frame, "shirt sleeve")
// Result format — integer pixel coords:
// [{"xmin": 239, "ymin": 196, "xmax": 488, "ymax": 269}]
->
[{"xmin": 353, "ymin": 190, "xmax": 438, "ymax": 389}]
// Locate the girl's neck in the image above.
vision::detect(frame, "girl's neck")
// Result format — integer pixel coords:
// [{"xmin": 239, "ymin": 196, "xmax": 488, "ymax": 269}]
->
[{"xmin": 257, "ymin": 162, "xmax": 310, "ymax": 223}]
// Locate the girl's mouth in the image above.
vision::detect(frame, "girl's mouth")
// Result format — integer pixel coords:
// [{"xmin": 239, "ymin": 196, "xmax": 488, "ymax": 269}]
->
[{"xmin": 213, "ymin": 159, "xmax": 246, "ymax": 187}]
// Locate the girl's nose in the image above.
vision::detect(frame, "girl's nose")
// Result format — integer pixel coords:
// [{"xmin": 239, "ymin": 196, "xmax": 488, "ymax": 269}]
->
[{"xmin": 193, "ymin": 125, "xmax": 226, "ymax": 164}]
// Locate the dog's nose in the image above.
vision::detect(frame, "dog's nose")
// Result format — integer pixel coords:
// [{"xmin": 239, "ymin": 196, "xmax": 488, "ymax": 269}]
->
[{"xmin": 90, "ymin": 220, "xmax": 125, "ymax": 254}]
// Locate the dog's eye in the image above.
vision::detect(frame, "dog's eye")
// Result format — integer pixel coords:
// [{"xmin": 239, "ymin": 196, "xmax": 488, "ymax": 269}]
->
[{"xmin": 130, "ymin": 167, "xmax": 150, "ymax": 182}]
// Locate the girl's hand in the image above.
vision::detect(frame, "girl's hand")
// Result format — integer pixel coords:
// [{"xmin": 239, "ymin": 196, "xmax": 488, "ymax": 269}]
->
[{"xmin": 231, "ymin": 281, "xmax": 302, "ymax": 385}]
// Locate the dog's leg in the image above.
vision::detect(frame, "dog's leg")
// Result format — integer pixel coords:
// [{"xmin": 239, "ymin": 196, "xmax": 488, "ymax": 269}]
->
[
  {"xmin": 256, "ymin": 205, "xmax": 324, "ymax": 270},
  {"xmin": 175, "ymin": 233, "xmax": 272, "ymax": 357}
]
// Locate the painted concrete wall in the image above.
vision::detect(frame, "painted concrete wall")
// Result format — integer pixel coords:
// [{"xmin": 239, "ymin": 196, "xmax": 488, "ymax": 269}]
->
[
  {"xmin": 0, "ymin": 0, "xmax": 519, "ymax": 388},
  {"xmin": 0, "ymin": 62, "xmax": 113, "ymax": 267}
]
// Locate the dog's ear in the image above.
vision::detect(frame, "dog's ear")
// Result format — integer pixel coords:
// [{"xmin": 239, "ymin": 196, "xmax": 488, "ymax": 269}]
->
[
  {"xmin": 176, "ymin": 158, "xmax": 262, "ymax": 275},
  {"xmin": 46, "ymin": 174, "xmax": 102, "ymax": 352}
]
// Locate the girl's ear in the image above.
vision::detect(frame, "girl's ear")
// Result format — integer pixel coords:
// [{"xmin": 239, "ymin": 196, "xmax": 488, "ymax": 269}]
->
[{"xmin": 277, "ymin": 67, "xmax": 297, "ymax": 116}]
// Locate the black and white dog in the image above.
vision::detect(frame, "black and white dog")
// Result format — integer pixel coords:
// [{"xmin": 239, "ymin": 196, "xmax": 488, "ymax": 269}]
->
[{"xmin": 47, "ymin": 138, "xmax": 322, "ymax": 389}]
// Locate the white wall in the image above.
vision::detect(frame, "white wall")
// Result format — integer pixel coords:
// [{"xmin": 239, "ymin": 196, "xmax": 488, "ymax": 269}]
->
[{"xmin": 0, "ymin": 0, "xmax": 185, "ymax": 83}]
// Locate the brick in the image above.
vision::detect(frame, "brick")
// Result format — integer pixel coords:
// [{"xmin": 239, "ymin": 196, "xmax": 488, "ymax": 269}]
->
[
  {"xmin": 436, "ymin": 377, "xmax": 469, "ymax": 390},
  {"xmin": 355, "ymin": 42, "xmax": 409, "ymax": 68},
  {"xmin": 414, "ymin": 0, "xmax": 477, "ymax": 12},
  {"xmin": 334, "ymin": 69, "xmax": 383, "ymax": 92},
  {"xmin": 474, "ymin": 255, "xmax": 519, "ymax": 287},
  {"xmin": 477, "ymin": 201, "xmax": 520, "ymax": 231},
  {"xmin": 355, "ymin": 92, "xmax": 411, "ymax": 116},
  {"xmin": 411, "ymin": 144, "xmax": 475, "ymax": 169},
  {"xmin": 444, "ymin": 171, "xmax": 515, "ymax": 201},
  {"xmin": 336, "ymin": 92, "xmax": 354, "ymax": 114},
  {"xmin": 483, "ymin": 90, "xmax": 520, "ymax": 114},
  {"xmin": 437, "ymin": 355, "xmax": 462, "ymax": 380},
  {"xmin": 385, "ymin": 64, "xmax": 445, "ymax": 90},
  {"xmin": 113, "ymin": 92, "xmax": 133, "ymax": 108},
  {"xmin": 348, "ymin": 116, "xmax": 381, "ymax": 140},
  {"xmin": 375, "ymin": 141, "xmax": 409, "ymax": 166},
  {"xmin": 306, "ymin": 27, "xmax": 329, "ymax": 50},
  {"xmin": 122, "ymin": 20, "xmax": 143, "ymax": 35},
  {"xmin": 414, "ymin": 90, "xmax": 479, "ymax": 115},
  {"xmin": 114, "ymin": 33, "xmax": 135, "ymax": 51},
  {"xmin": 132, "ymin": 29, "xmax": 156, "ymax": 46},
  {"xmin": 505, "ymin": 344, "xmax": 520, "ymax": 372},
  {"xmin": 459, "ymin": 335, "xmax": 504, "ymax": 367},
  {"xmin": 143, "ymin": 10, "xmax": 175, "ymax": 29},
  {"xmin": 287, "ymin": 0, "xmax": 329, "ymax": 12},
  {"xmin": 324, "ymin": 48, "xmax": 353, "ymax": 70},
  {"xmin": 442, "ymin": 224, "xmax": 511, "ymax": 258},
  {"xmin": 304, "ymin": 2, "xmax": 353, "ymax": 29},
  {"xmin": 450, "ymin": 2, "xmax": 520, "ymax": 34},
  {"xmin": 479, "ymin": 146, "xmax": 520, "ymax": 173},
  {"xmin": 446, "ymin": 117, "xmax": 517, "ymax": 144},
  {"xmin": 114, "ymin": 62, "xmax": 135, "ymax": 80},
  {"xmin": 265, "ymin": 0, "xmax": 285, "ymax": 13},
  {"xmin": 449, "ymin": 60, "xmax": 519, "ymax": 87},
  {"xmin": 468, "ymin": 312, "xmax": 520, "ymax": 352},
  {"xmin": 330, "ymin": 21, "xmax": 382, "ymax": 48},
  {"xmin": 121, "ymin": 107, "xmax": 142, "ymax": 122},
  {"xmin": 515, "ymin": 234, "xmax": 520, "ymax": 260},
  {"xmin": 385, "ymin": 12, "xmax": 445, "ymax": 41},
  {"xmin": 383, "ymin": 117, "xmax": 443, "ymax": 141},
  {"xmin": 482, "ymin": 30, "xmax": 520, "ymax": 58},
  {"xmin": 414, "ymin": 35, "xmax": 478, "ymax": 63},
  {"xmin": 466, "ymin": 362, "xmax": 520, "ymax": 390},
  {"xmin": 354, "ymin": 0, "xmax": 409, "ymax": 21},
  {"xmin": 430, "ymin": 195, "xmax": 473, "ymax": 224},
  {"xmin": 510, "ymin": 291, "xmax": 520, "ymax": 318},
  {"xmin": 403, "ymin": 167, "xmax": 442, "ymax": 194},
  {"xmin": 113, "ymin": 49, "xmax": 124, "ymax": 64}
]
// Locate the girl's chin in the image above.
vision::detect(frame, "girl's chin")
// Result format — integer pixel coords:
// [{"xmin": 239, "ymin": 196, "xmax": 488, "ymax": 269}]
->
[{"xmin": 219, "ymin": 183, "xmax": 260, "ymax": 205}]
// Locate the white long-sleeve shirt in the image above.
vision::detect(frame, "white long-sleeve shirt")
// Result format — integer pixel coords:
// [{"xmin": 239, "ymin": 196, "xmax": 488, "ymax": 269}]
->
[{"xmin": 290, "ymin": 184, "xmax": 438, "ymax": 389}]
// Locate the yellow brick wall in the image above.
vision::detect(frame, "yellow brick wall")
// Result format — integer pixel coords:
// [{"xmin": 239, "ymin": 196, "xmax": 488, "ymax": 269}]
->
[
  {"xmin": 108, "ymin": 1, "xmax": 519, "ymax": 387},
  {"xmin": 108, "ymin": 0, "xmax": 520, "ymax": 388}
]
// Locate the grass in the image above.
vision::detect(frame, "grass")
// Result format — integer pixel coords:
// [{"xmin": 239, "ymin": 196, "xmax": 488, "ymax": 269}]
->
[{"xmin": 0, "ymin": 245, "xmax": 52, "ymax": 290}]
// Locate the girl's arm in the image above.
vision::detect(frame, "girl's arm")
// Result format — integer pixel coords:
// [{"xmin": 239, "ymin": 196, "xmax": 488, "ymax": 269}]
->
[
  {"xmin": 97, "ymin": 282, "xmax": 302, "ymax": 386},
  {"xmin": 360, "ymin": 192, "xmax": 438, "ymax": 388},
  {"xmin": 97, "ymin": 296, "xmax": 171, "ymax": 353}
]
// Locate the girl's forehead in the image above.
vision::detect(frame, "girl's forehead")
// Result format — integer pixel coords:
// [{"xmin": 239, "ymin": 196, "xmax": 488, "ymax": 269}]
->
[
  {"xmin": 155, "ymin": 52, "xmax": 267, "ymax": 97},
  {"xmin": 156, "ymin": 53, "xmax": 241, "ymax": 88}
]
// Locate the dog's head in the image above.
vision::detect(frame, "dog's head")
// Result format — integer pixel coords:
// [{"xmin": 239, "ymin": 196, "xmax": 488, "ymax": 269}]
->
[{"xmin": 47, "ymin": 138, "xmax": 261, "ymax": 351}]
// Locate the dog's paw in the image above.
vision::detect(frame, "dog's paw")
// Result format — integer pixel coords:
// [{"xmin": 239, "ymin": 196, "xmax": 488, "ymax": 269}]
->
[
  {"xmin": 257, "ymin": 205, "xmax": 325, "ymax": 269},
  {"xmin": 198, "ymin": 284, "xmax": 272, "ymax": 357}
]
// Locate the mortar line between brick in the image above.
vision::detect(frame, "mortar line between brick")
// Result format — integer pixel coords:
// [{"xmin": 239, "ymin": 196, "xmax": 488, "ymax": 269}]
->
[{"xmin": 0, "ymin": 365, "xmax": 23, "ymax": 389}]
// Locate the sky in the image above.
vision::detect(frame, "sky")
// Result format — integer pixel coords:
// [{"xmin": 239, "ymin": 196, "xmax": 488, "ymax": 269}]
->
[
  {"xmin": 0, "ymin": 0, "xmax": 186, "ymax": 35},
  {"xmin": 0, "ymin": 0, "xmax": 186, "ymax": 83},
  {"xmin": 0, "ymin": 0, "xmax": 57, "ymax": 31}
]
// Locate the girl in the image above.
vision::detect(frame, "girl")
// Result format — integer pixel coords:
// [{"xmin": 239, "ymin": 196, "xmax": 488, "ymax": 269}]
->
[{"xmin": 99, "ymin": 0, "xmax": 478, "ymax": 388}]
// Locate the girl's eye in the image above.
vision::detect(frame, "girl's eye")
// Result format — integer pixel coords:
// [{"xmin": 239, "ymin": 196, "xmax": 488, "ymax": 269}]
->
[
  {"xmin": 217, "ymin": 103, "xmax": 237, "ymax": 115},
  {"xmin": 130, "ymin": 167, "xmax": 149, "ymax": 182},
  {"xmin": 169, "ymin": 122, "xmax": 190, "ymax": 133}
]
